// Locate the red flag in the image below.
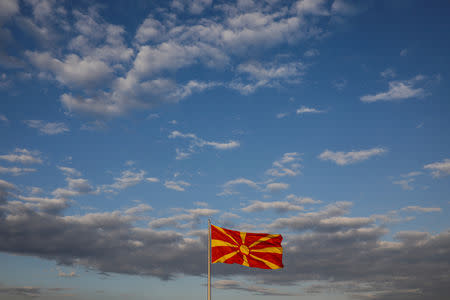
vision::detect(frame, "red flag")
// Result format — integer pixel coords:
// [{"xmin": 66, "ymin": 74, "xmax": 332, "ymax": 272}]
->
[{"xmin": 211, "ymin": 224, "xmax": 283, "ymax": 269}]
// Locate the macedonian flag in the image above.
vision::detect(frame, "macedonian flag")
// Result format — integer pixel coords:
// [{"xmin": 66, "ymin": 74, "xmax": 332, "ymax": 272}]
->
[{"xmin": 211, "ymin": 224, "xmax": 283, "ymax": 269}]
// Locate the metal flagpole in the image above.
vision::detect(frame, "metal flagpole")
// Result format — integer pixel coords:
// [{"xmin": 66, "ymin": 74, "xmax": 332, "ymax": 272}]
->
[{"xmin": 208, "ymin": 219, "xmax": 211, "ymax": 300}]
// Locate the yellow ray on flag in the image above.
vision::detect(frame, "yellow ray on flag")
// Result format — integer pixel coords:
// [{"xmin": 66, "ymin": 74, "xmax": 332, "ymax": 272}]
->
[{"xmin": 210, "ymin": 224, "xmax": 283, "ymax": 269}]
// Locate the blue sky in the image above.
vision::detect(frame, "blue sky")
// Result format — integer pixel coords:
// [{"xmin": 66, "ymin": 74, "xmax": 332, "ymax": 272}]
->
[{"xmin": 0, "ymin": 0, "xmax": 449, "ymax": 299}]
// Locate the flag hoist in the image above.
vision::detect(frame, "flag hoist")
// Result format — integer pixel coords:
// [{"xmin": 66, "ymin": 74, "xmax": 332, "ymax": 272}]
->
[{"xmin": 207, "ymin": 219, "xmax": 283, "ymax": 299}]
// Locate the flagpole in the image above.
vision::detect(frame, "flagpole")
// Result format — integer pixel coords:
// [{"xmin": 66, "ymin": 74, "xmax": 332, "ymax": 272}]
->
[{"xmin": 208, "ymin": 218, "xmax": 211, "ymax": 300}]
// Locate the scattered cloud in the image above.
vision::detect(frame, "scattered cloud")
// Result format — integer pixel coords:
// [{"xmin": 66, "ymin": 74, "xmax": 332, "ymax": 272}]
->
[
  {"xmin": 265, "ymin": 182, "xmax": 289, "ymax": 192},
  {"xmin": 424, "ymin": 158, "xmax": 450, "ymax": 178},
  {"xmin": 241, "ymin": 200, "xmax": 303, "ymax": 213},
  {"xmin": 0, "ymin": 178, "xmax": 16, "ymax": 203},
  {"xmin": 148, "ymin": 208, "xmax": 218, "ymax": 229},
  {"xmin": 360, "ymin": 75, "xmax": 426, "ymax": 103},
  {"xmin": 213, "ymin": 280, "xmax": 298, "ymax": 296},
  {"xmin": 286, "ymin": 194, "xmax": 322, "ymax": 204},
  {"xmin": 401, "ymin": 206, "xmax": 441, "ymax": 213},
  {"xmin": 124, "ymin": 204, "xmax": 153, "ymax": 215},
  {"xmin": 276, "ymin": 112, "xmax": 289, "ymax": 119},
  {"xmin": 231, "ymin": 60, "xmax": 305, "ymax": 94},
  {"xmin": 318, "ymin": 147, "xmax": 387, "ymax": 165},
  {"xmin": 80, "ymin": 120, "xmax": 107, "ymax": 131},
  {"xmin": 296, "ymin": 106, "xmax": 325, "ymax": 115},
  {"xmin": 24, "ymin": 120, "xmax": 69, "ymax": 135},
  {"xmin": 393, "ymin": 178, "xmax": 415, "ymax": 190},
  {"xmin": 266, "ymin": 152, "xmax": 302, "ymax": 177},
  {"xmin": 147, "ymin": 113, "xmax": 159, "ymax": 120},
  {"xmin": 0, "ymin": 166, "xmax": 36, "ymax": 175},
  {"xmin": 0, "ymin": 286, "xmax": 41, "ymax": 298},
  {"xmin": 164, "ymin": 180, "xmax": 190, "ymax": 191},
  {"xmin": 0, "ymin": 148, "xmax": 42, "ymax": 164},
  {"xmin": 146, "ymin": 177, "xmax": 160, "ymax": 183},
  {"xmin": 400, "ymin": 48, "xmax": 408, "ymax": 56},
  {"xmin": 219, "ymin": 177, "xmax": 260, "ymax": 195},
  {"xmin": 380, "ymin": 68, "xmax": 396, "ymax": 78},
  {"xmin": 52, "ymin": 177, "xmax": 95, "ymax": 199},
  {"xmin": 0, "ymin": 114, "xmax": 8, "ymax": 123},
  {"xmin": 332, "ymin": 78, "xmax": 347, "ymax": 90},
  {"xmin": 169, "ymin": 130, "xmax": 239, "ymax": 159},
  {"xmin": 58, "ymin": 270, "xmax": 78, "ymax": 278},
  {"xmin": 267, "ymin": 201, "xmax": 364, "ymax": 231},
  {"xmin": 16, "ymin": 195, "xmax": 69, "ymax": 214},
  {"xmin": 304, "ymin": 48, "xmax": 320, "ymax": 57},
  {"xmin": 29, "ymin": 187, "xmax": 43, "ymax": 195},
  {"xmin": 107, "ymin": 169, "xmax": 146, "ymax": 190},
  {"xmin": 401, "ymin": 171, "xmax": 422, "ymax": 178},
  {"xmin": 57, "ymin": 166, "xmax": 82, "ymax": 177}
]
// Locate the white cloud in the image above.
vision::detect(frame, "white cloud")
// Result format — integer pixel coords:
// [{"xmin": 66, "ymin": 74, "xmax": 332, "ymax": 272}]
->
[
  {"xmin": 266, "ymin": 152, "xmax": 302, "ymax": 177},
  {"xmin": 360, "ymin": 76, "xmax": 426, "ymax": 103},
  {"xmin": 0, "ymin": 148, "xmax": 42, "ymax": 164},
  {"xmin": 24, "ymin": 120, "xmax": 69, "ymax": 135},
  {"xmin": 265, "ymin": 182, "xmax": 289, "ymax": 192},
  {"xmin": 2, "ymin": 0, "xmax": 367, "ymax": 120},
  {"xmin": 380, "ymin": 68, "xmax": 396, "ymax": 78},
  {"xmin": 400, "ymin": 48, "xmax": 408, "ymax": 56},
  {"xmin": 401, "ymin": 171, "xmax": 422, "ymax": 178},
  {"xmin": 16, "ymin": 195, "xmax": 68, "ymax": 213},
  {"xmin": 60, "ymin": 93, "xmax": 125, "ymax": 117},
  {"xmin": 0, "ymin": 166, "xmax": 36, "ymax": 176},
  {"xmin": 80, "ymin": 120, "xmax": 108, "ymax": 131},
  {"xmin": 30, "ymin": 187, "xmax": 43, "ymax": 195},
  {"xmin": 135, "ymin": 17, "xmax": 164, "ymax": 44},
  {"xmin": 267, "ymin": 201, "xmax": 355, "ymax": 230},
  {"xmin": 393, "ymin": 178, "xmax": 414, "ymax": 191},
  {"xmin": 304, "ymin": 49, "xmax": 320, "ymax": 57},
  {"xmin": 186, "ymin": 208, "xmax": 218, "ymax": 216},
  {"xmin": 296, "ymin": 106, "xmax": 324, "ymax": 114},
  {"xmin": 295, "ymin": 0, "xmax": 329, "ymax": 16},
  {"xmin": 146, "ymin": 177, "xmax": 160, "ymax": 183},
  {"xmin": 148, "ymin": 207, "xmax": 217, "ymax": 229},
  {"xmin": 424, "ymin": 158, "xmax": 450, "ymax": 178},
  {"xmin": 318, "ymin": 216, "xmax": 372, "ymax": 229},
  {"xmin": 0, "ymin": 114, "xmax": 8, "ymax": 123},
  {"xmin": 237, "ymin": 61, "xmax": 304, "ymax": 82},
  {"xmin": 52, "ymin": 177, "xmax": 94, "ymax": 198},
  {"xmin": 331, "ymin": 0, "xmax": 362, "ymax": 16},
  {"xmin": 169, "ymin": 130, "xmax": 239, "ymax": 159},
  {"xmin": 104, "ymin": 170, "xmax": 146, "ymax": 191},
  {"xmin": 57, "ymin": 166, "xmax": 81, "ymax": 177},
  {"xmin": 125, "ymin": 204, "xmax": 153, "ymax": 215},
  {"xmin": 219, "ymin": 177, "xmax": 259, "ymax": 196},
  {"xmin": 204, "ymin": 140, "xmax": 240, "ymax": 150},
  {"xmin": 401, "ymin": 206, "xmax": 441, "ymax": 213},
  {"xmin": 224, "ymin": 178, "xmax": 259, "ymax": 189},
  {"xmin": 58, "ymin": 271, "xmax": 78, "ymax": 278},
  {"xmin": 232, "ymin": 61, "xmax": 305, "ymax": 94},
  {"xmin": 175, "ymin": 148, "xmax": 192, "ymax": 160},
  {"xmin": 332, "ymin": 78, "xmax": 347, "ymax": 90},
  {"xmin": 276, "ymin": 112, "xmax": 289, "ymax": 119},
  {"xmin": 318, "ymin": 147, "xmax": 387, "ymax": 166},
  {"xmin": 213, "ymin": 280, "xmax": 298, "ymax": 296},
  {"xmin": 242, "ymin": 200, "xmax": 303, "ymax": 213},
  {"xmin": 0, "ymin": 0, "xmax": 19, "ymax": 19},
  {"xmin": 0, "ymin": 178, "xmax": 16, "ymax": 191},
  {"xmin": 286, "ymin": 194, "xmax": 322, "ymax": 204},
  {"xmin": 164, "ymin": 180, "xmax": 190, "ymax": 191},
  {"xmin": 26, "ymin": 51, "xmax": 114, "ymax": 88}
]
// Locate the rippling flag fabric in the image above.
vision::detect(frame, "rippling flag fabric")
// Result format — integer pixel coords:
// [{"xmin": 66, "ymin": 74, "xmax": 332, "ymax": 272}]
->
[{"xmin": 211, "ymin": 224, "xmax": 283, "ymax": 269}]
